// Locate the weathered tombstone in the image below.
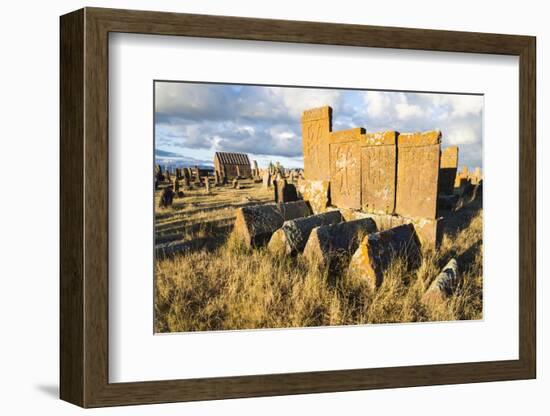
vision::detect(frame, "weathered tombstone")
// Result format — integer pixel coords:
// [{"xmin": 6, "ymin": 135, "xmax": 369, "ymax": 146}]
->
[
  {"xmin": 395, "ymin": 131, "xmax": 441, "ymax": 219},
  {"xmin": 268, "ymin": 210, "xmax": 343, "ymax": 255},
  {"xmin": 262, "ymin": 171, "xmax": 272, "ymax": 188},
  {"xmin": 183, "ymin": 173, "xmax": 190, "ymax": 188},
  {"xmin": 233, "ymin": 201, "xmax": 312, "ymax": 247},
  {"xmin": 329, "ymin": 128, "xmax": 364, "ymax": 210},
  {"xmin": 296, "ymin": 180, "xmax": 330, "ymax": 214},
  {"xmin": 274, "ymin": 179, "xmax": 298, "ymax": 203},
  {"xmin": 253, "ymin": 160, "xmax": 259, "ymax": 178},
  {"xmin": 232, "ymin": 178, "xmax": 239, "ymax": 189},
  {"xmin": 470, "ymin": 167, "xmax": 482, "ymax": 185},
  {"xmin": 348, "ymin": 224, "xmax": 421, "ymax": 290},
  {"xmin": 454, "ymin": 166, "xmax": 470, "ymax": 189},
  {"xmin": 301, "ymin": 106, "xmax": 332, "ymax": 181},
  {"xmin": 204, "ymin": 177, "xmax": 210, "ymax": 193},
  {"xmin": 159, "ymin": 186, "xmax": 174, "ymax": 207},
  {"xmin": 439, "ymin": 146, "xmax": 459, "ymax": 196},
  {"xmin": 422, "ymin": 258, "xmax": 460, "ymax": 304},
  {"xmin": 360, "ymin": 131, "xmax": 398, "ymax": 214},
  {"xmin": 303, "ymin": 218, "xmax": 378, "ymax": 271}
]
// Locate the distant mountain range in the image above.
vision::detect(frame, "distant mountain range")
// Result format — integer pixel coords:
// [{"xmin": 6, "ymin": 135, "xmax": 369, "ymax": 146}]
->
[{"xmin": 155, "ymin": 149, "xmax": 213, "ymax": 169}]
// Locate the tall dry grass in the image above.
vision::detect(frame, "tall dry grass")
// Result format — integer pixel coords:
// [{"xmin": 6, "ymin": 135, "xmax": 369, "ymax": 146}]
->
[{"xmin": 154, "ymin": 210, "xmax": 483, "ymax": 332}]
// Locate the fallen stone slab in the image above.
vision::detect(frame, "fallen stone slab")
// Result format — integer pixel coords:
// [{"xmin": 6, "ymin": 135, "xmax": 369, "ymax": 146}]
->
[
  {"xmin": 348, "ymin": 224, "xmax": 421, "ymax": 290},
  {"xmin": 268, "ymin": 210, "xmax": 343, "ymax": 256},
  {"xmin": 422, "ymin": 258, "xmax": 460, "ymax": 304},
  {"xmin": 303, "ymin": 218, "xmax": 377, "ymax": 270},
  {"xmin": 233, "ymin": 200, "xmax": 312, "ymax": 248},
  {"xmin": 339, "ymin": 208, "xmax": 441, "ymax": 248}
]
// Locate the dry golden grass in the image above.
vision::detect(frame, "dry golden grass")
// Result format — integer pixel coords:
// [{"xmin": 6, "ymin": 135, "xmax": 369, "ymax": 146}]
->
[{"xmin": 154, "ymin": 182, "xmax": 483, "ymax": 332}]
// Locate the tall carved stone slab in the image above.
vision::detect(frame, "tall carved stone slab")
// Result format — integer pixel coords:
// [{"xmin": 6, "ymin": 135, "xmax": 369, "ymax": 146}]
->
[
  {"xmin": 301, "ymin": 106, "xmax": 332, "ymax": 181},
  {"xmin": 438, "ymin": 146, "xmax": 459, "ymax": 196},
  {"xmin": 396, "ymin": 131, "xmax": 441, "ymax": 219},
  {"xmin": 329, "ymin": 128, "xmax": 364, "ymax": 210},
  {"xmin": 360, "ymin": 131, "xmax": 397, "ymax": 214}
]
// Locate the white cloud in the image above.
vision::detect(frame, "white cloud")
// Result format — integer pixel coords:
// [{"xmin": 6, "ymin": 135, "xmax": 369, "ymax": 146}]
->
[
  {"xmin": 395, "ymin": 94, "xmax": 425, "ymax": 120},
  {"xmin": 446, "ymin": 125, "xmax": 479, "ymax": 145},
  {"xmin": 363, "ymin": 91, "xmax": 392, "ymax": 118}
]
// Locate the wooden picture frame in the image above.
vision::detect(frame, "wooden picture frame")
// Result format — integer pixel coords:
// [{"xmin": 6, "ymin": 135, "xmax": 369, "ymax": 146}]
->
[{"xmin": 60, "ymin": 7, "xmax": 536, "ymax": 408}]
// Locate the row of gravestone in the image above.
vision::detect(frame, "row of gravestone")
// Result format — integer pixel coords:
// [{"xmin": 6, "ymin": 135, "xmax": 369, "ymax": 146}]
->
[
  {"xmin": 301, "ymin": 106, "xmax": 463, "ymax": 221},
  {"xmin": 232, "ymin": 200, "xmax": 460, "ymax": 303}
]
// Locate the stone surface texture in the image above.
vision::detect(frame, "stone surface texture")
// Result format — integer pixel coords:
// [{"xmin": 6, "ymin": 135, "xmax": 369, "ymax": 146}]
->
[
  {"xmin": 301, "ymin": 106, "xmax": 332, "ymax": 181},
  {"xmin": 348, "ymin": 224, "xmax": 420, "ymax": 289},
  {"xmin": 439, "ymin": 146, "xmax": 459, "ymax": 196},
  {"xmin": 233, "ymin": 201, "xmax": 312, "ymax": 248},
  {"xmin": 296, "ymin": 179, "xmax": 330, "ymax": 214},
  {"xmin": 395, "ymin": 130, "xmax": 441, "ymax": 219},
  {"xmin": 303, "ymin": 218, "xmax": 377, "ymax": 270},
  {"xmin": 329, "ymin": 128, "xmax": 364, "ymax": 210},
  {"xmin": 422, "ymin": 258, "xmax": 460, "ymax": 304},
  {"xmin": 360, "ymin": 131, "xmax": 397, "ymax": 214},
  {"xmin": 267, "ymin": 210, "xmax": 343, "ymax": 255}
]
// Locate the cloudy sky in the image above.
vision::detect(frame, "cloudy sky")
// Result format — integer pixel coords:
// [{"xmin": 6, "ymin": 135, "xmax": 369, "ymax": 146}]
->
[{"xmin": 155, "ymin": 81, "xmax": 483, "ymax": 170}]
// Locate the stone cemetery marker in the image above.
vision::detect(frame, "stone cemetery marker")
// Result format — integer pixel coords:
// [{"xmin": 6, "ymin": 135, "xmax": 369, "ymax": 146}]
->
[
  {"xmin": 422, "ymin": 258, "xmax": 460, "ymax": 304},
  {"xmin": 274, "ymin": 179, "xmax": 298, "ymax": 203},
  {"xmin": 233, "ymin": 201, "xmax": 312, "ymax": 248},
  {"xmin": 262, "ymin": 171, "xmax": 272, "ymax": 188},
  {"xmin": 204, "ymin": 177, "xmax": 210, "ymax": 193},
  {"xmin": 159, "ymin": 186, "xmax": 174, "ymax": 207},
  {"xmin": 360, "ymin": 131, "xmax": 398, "ymax": 214},
  {"xmin": 303, "ymin": 218, "xmax": 377, "ymax": 271},
  {"xmin": 470, "ymin": 167, "xmax": 482, "ymax": 185},
  {"xmin": 454, "ymin": 166, "xmax": 469, "ymax": 189},
  {"xmin": 268, "ymin": 210, "xmax": 343, "ymax": 255},
  {"xmin": 348, "ymin": 224, "xmax": 420, "ymax": 290},
  {"xmin": 395, "ymin": 131, "xmax": 441, "ymax": 219},
  {"xmin": 329, "ymin": 128, "xmax": 363, "ymax": 210},
  {"xmin": 301, "ymin": 106, "xmax": 332, "ymax": 181},
  {"xmin": 296, "ymin": 179, "xmax": 330, "ymax": 214},
  {"xmin": 253, "ymin": 160, "xmax": 259, "ymax": 178},
  {"xmin": 232, "ymin": 178, "xmax": 239, "ymax": 189},
  {"xmin": 438, "ymin": 146, "xmax": 459, "ymax": 196}
]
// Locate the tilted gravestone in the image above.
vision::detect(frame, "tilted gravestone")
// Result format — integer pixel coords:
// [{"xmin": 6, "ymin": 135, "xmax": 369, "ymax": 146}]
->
[
  {"xmin": 301, "ymin": 106, "xmax": 332, "ymax": 181},
  {"xmin": 159, "ymin": 186, "xmax": 174, "ymax": 207},
  {"xmin": 262, "ymin": 171, "xmax": 272, "ymax": 188},
  {"xmin": 395, "ymin": 131, "xmax": 441, "ymax": 219},
  {"xmin": 274, "ymin": 179, "xmax": 298, "ymax": 203},
  {"xmin": 233, "ymin": 200, "xmax": 312, "ymax": 248},
  {"xmin": 360, "ymin": 131, "xmax": 398, "ymax": 215},
  {"xmin": 348, "ymin": 223, "xmax": 421, "ymax": 290},
  {"xmin": 422, "ymin": 258, "xmax": 460, "ymax": 304},
  {"xmin": 438, "ymin": 146, "xmax": 459, "ymax": 196},
  {"xmin": 329, "ymin": 128, "xmax": 363, "ymax": 210},
  {"xmin": 268, "ymin": 210, "xmax": 343, "ymax": 255},
  {"xmin": 303, "ymin": 218, "xmax": 378, "ymax": 271},
  {"xmin": 204, "ymin": 177, "xmax": 210, "ymax": 193}
]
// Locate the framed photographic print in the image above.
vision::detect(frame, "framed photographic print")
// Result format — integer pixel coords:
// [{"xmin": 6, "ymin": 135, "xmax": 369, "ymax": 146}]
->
[{"xmin": 60, "ymin": 7, "xmax": 536, "ymax": 408}]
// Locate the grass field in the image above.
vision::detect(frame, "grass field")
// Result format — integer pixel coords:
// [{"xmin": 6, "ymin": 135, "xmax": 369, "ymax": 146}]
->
[{"xmin": 154, "ymin": 179, "xmax": 483, "ymax": 333}]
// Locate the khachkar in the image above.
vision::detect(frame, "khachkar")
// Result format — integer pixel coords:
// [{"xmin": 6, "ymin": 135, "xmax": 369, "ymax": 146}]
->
[
  {"xmin": 301, "ymin": 105, "xmax": 443, "ymax": 246},
  {"xmin": 329, "ymin": 127, "xmax": 363, "ymax": 210},
  {"xmin": 301, "ymin": 106, "xmax": 332, "ymax": 181},
  {"xmin": 438, "ymin": 146, "xmax": 459, "ymax": 196}
]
